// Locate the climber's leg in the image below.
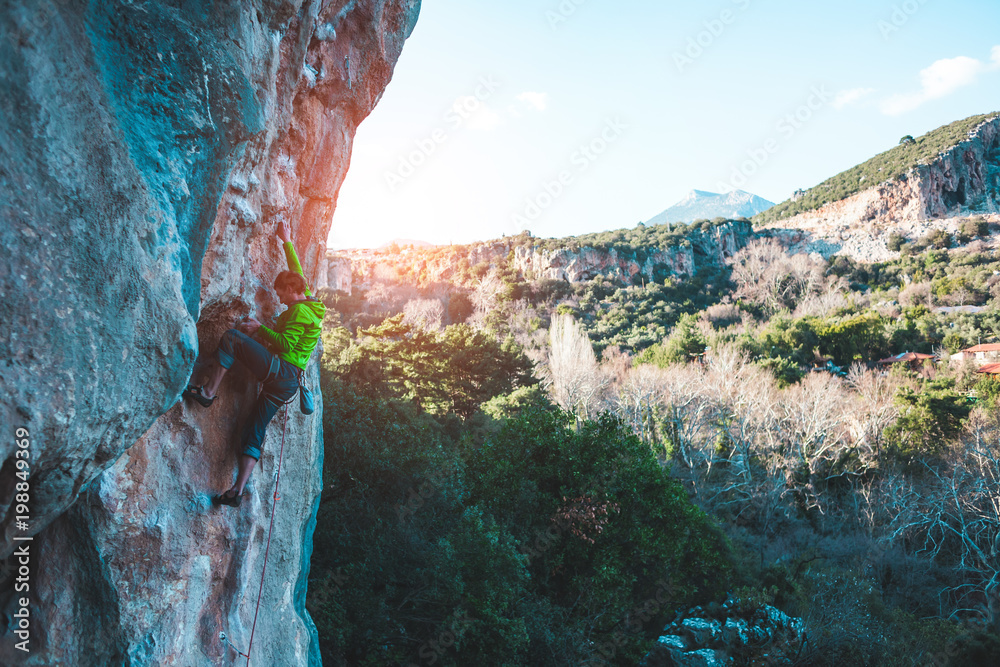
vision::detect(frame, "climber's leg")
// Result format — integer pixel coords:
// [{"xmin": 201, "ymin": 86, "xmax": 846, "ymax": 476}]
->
[
  {"xmin": 240, "ymin": 390, "xmax": 283, "ymax": 461},
  {"xmin": 224, "ymin": 369, "xmax": 296, "ymax": 497},
  {"xmin": 201, "ymin": 362, "xmax": 227, "ymax": 400},
  {"xmin": 228, "ymin": 454, "xmax": 258, "ymax": 497},
  {"xmin": 203, "ymin": 329, "xmax": 273, "ymax": 398}
]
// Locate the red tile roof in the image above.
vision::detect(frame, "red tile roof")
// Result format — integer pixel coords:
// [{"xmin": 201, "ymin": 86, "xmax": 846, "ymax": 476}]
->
[
  {"xmin": 877, "ymin": 351, "xmax": 935, "ymax": 364},
  {"xmin": 962, "ymin": 344, "xmax": 1000, "ymax": 353},
  {"xmin": 976, "ymin": 363, "xmax": 1000, "ymax": 374}
]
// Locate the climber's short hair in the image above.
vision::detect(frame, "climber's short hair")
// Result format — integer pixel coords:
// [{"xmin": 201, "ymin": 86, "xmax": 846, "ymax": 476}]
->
[{"xmin": 274, "ymin": 271, "xmax": 308, "ymax": 294}]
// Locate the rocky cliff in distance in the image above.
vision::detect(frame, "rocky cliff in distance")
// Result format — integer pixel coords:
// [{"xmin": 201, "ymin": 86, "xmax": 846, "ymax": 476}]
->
[
  {"xmin": 760, "ymin": 116, "xmax": 1000, "ymax": 261},
  {"xmin": 320, "ymin": 221, "xmax": 754, "ymax": 293},
  {"xmin": 0, "ymin": 1, "xmax": 419, "ymax": 665}
]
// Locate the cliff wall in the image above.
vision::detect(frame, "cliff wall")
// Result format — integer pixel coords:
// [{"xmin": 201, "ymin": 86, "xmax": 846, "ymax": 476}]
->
[
  {"xmin": 320, "ymin": 221, "xmax": 754, "ymax": 292},
  {"xmin": 762, "ymin": 117, "xmax": 1000, "ymax": 260},
  {"xmin": 0, "ymin": 0, "xmax": 419, "ymax": 664}
]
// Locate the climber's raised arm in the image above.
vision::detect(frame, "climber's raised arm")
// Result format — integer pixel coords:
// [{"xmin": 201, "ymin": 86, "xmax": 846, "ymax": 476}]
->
[{"xmin": 276, "ymin": 219, "xmax": 312, "ymax": 297}]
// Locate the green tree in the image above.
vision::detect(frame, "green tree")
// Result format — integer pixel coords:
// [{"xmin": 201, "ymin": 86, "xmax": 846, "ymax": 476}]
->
[
  {"xmin": 310, "ymin": 379, "xmax": 530, "ymax": 667},
  {"xmin": 887, "ymin": 232, "xmax": 906, "ymax": 252},
  {"xmin": 448, "ymin": 291, "xmax": 474, "ymax": 323},
  {"xmin": 464, "ymin": 406, "xmax": 731, "ymax": 664},
  {"xmin": 757, "ymin": 315, "xmax": 821, "ymax": 366},
  {"xmin": 815, "ymin": 312, "xmax": 887, "ymax": 366},
  {"xmin": 972, "ymin": 374, "xmax": 1000, "ymax": 406},
  {"xmin": 636, "ymin": 313, "xmax": 707, "ymax": 366},
  {"xmin": 344, "ymin": 315, "xmax": 535, "ymax": 418},
  {"xmin": 884, "ymin": 378, "xmax": 971, "ymax": 458}
]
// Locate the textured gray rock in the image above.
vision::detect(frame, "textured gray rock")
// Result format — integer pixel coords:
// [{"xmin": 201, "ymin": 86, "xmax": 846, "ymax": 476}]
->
[
  {"xmin": 318, "ymin": 220, "xmax": 754, "ymax": 292},
  {"xmin": 0, "ymin": 0, "xmax": 419, "ymax": 664},
  {"xmin": 762, "ymin": 116, "xmax": 1000, "ymax": 256},
  {"xmin": 641, "ymin": 597, "xmax": 807, "ymax": 667},
  {"xmin": 679, "ymin": 617, "xmax": 722, "ymax": 645},
  {"xmin": 767, "ymin": 118, "xmax": 1000, "ymax": 262}
]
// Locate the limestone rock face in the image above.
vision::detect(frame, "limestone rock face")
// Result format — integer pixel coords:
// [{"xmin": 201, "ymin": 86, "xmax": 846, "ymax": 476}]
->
[
  {"xmin": 0, "ymin": 0, "xmax": 419, "ymax": 664},
  {"xmin": 319, "ymin": 221, "xmax": 754, "ymax": 292},
  {"xmin": 762, "ymin": 117, "xmax": 1000, "ymax": 261}
]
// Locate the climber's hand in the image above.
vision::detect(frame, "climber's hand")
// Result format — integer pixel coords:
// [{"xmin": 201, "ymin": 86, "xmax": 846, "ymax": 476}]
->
[
  {"xmin": 240, "ymin": 317, "xmax": 261, "ymax": 335},
  {"xmin": 277, "ymin": 220, "xmax": 292, "ymax": 244}
]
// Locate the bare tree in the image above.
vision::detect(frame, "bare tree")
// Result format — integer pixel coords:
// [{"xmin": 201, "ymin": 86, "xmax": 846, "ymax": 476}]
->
[
  {"xmin": 508, "ymin": 299, "xmax": 548, "ymax": 367},
  {"xmin": 402, "ymin": 298, "xmax": 445, "ymax": 331},
  {"xmin": 846, "ymin": 363, "xmax": 901, "ymax": 462},
  {"xmin": 898, "ymin": 280, "xmax": 933, "ymax": 308},
  {"xmin": 704, "ymin": 346, "xmax": 780, "ymax": 474},
  {"xmin": 657, "ymin": 363, "xmax": 716, "ymax": 472},
  {"xmin": 780, "ymin": 372, "xmax": 850, "ymax": 475},
  {"xmin": 612, "ymin": 364, "xmax": 667, "ymax": 449},
  {"xmin": 469, "ymin": 269, "xmax": 506, "ymax": 329},
  {"xmin": 546, "ymin": 314, "xmax": 607, "ymax": 422},
  {"xmin": 793, "ymin": 275, "xmax": 854, "ymax": 318},
  {"xmin": 729, "ymin": 238, "xmax": 827, "ymax": 313},
  {"xmin": 366, "ymin": 282, "xmax": 399, "ymax": 313}
]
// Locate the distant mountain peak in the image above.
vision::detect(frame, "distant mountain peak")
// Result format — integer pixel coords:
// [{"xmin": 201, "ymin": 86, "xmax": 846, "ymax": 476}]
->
[{"xmin": 646, "ymin": 189, "xmax": 774, "ymax": 225}]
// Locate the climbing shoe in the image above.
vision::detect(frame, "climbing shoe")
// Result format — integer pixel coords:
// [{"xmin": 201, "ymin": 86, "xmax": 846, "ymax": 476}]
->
[
  {"xmin": 183, "ymin": 385, "xmax": 216, "ymax": 408},
  {"xmin": 212, "ymin": 489, "xmax": 242, "ymax": 507}
]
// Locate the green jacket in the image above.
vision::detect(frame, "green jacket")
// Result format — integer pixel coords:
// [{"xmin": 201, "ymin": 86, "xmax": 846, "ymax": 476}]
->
[{"xmin": 257, "ymin": 242, "xmax": 326, "ymax": 370}]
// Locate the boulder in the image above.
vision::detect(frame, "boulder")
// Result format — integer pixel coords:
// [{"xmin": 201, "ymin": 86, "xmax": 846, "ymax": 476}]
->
[{"xmin": 642, "ymin": 596, "xmax": 808, "ymax": 667}]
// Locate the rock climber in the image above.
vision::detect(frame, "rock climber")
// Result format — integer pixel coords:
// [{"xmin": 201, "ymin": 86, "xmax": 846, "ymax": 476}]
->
[{"xmin": 183, "ymin": 220, "xmax": 326, "ymax": 507}]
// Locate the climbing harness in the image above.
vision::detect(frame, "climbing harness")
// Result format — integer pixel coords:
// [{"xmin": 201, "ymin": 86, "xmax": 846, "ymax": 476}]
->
[{"xmin": 220, "ymin": 403, "xmax": 290, "ymax": 665}]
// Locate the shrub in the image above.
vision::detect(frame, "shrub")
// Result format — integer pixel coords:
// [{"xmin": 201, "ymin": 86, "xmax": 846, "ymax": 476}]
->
[
  {"xmin": 755, "ymin": 356, "xmax": 804, "ymax": 387},
  {"xmin": 884, "ymin": 378, "xmax": 971, "ymax": 459},
  {"xmin": 635, "ymin": 314, "xmax": 706, "ymax": 366},
  {"xmin": 887, "ymin": 232, "xmax": 906, "ymax": 252},
  {"xmin": 703, "ymin": 303, "xmax": 743, "ymax": 329},
  {"xmin": 448, "ymin": 291, "xmax": 474, "ymax": 323},
  {"xmin": 972, "ymin": 374, "xmax": 1000, "ymax": 406},
  {"xmin": 465, "ymin": 407, "xmax": 732, "ymax": 664},
  {"xmin": 958, "ymin": 216, "xmax": 989, "ymax": 243},
  {"xmin": 923, "ymin": 228, "xmax": 953, "ymax": 250}
]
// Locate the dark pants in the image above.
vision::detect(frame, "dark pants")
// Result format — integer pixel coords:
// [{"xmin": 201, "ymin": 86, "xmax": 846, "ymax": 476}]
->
[{"xmin": 216, "ymin": 329, "xmax": 300, "ymax": 460}]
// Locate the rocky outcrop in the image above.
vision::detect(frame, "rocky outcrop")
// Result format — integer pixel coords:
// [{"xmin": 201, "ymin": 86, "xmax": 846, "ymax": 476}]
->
[
  {"xmin": 511, "ymin": 243, "xmax": 697, "ymax": 283},
  {"xmin": 641, "ymin": 597, "xmax": 807, "ymax": 667},
  {"xmin": 768, "ymin": 212, "xmax": 1000, "ymax": 263},
  {"xmin": 319, "ymin": 221, "xmax": 754, "ymax": 292},
  {"xmin": 762, "ymin": 117, "xmax": 1000, "ymax": 260},
  {"xmin": 0, "ymin": 0, "xmax": 418, "ymax": 664}
]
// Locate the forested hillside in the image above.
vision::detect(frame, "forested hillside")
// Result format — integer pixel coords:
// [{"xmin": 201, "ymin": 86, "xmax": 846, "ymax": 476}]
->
[
  {"xmin": 309, "ymin": 218, "xmax": 1000, "ymax": 665},
  {"xmin": 756, "ymin": 112, "xmax": 1000, "ymax": 224}
]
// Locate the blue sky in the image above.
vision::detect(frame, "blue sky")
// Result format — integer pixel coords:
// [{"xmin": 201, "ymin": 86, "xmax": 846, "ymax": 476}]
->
[{"xmin": 328, "ymin": 0, "xmax": 1000, "ymax": 248}]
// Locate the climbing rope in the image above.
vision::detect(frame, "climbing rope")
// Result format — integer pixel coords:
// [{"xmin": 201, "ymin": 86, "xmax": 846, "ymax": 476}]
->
[
  {"xmin": 221, "ymin": 403, "xmax": 290, "ymax": 665},
  {"xmin": 244, "ymin": 402, "xmax": 289, "ymax": 665}
]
